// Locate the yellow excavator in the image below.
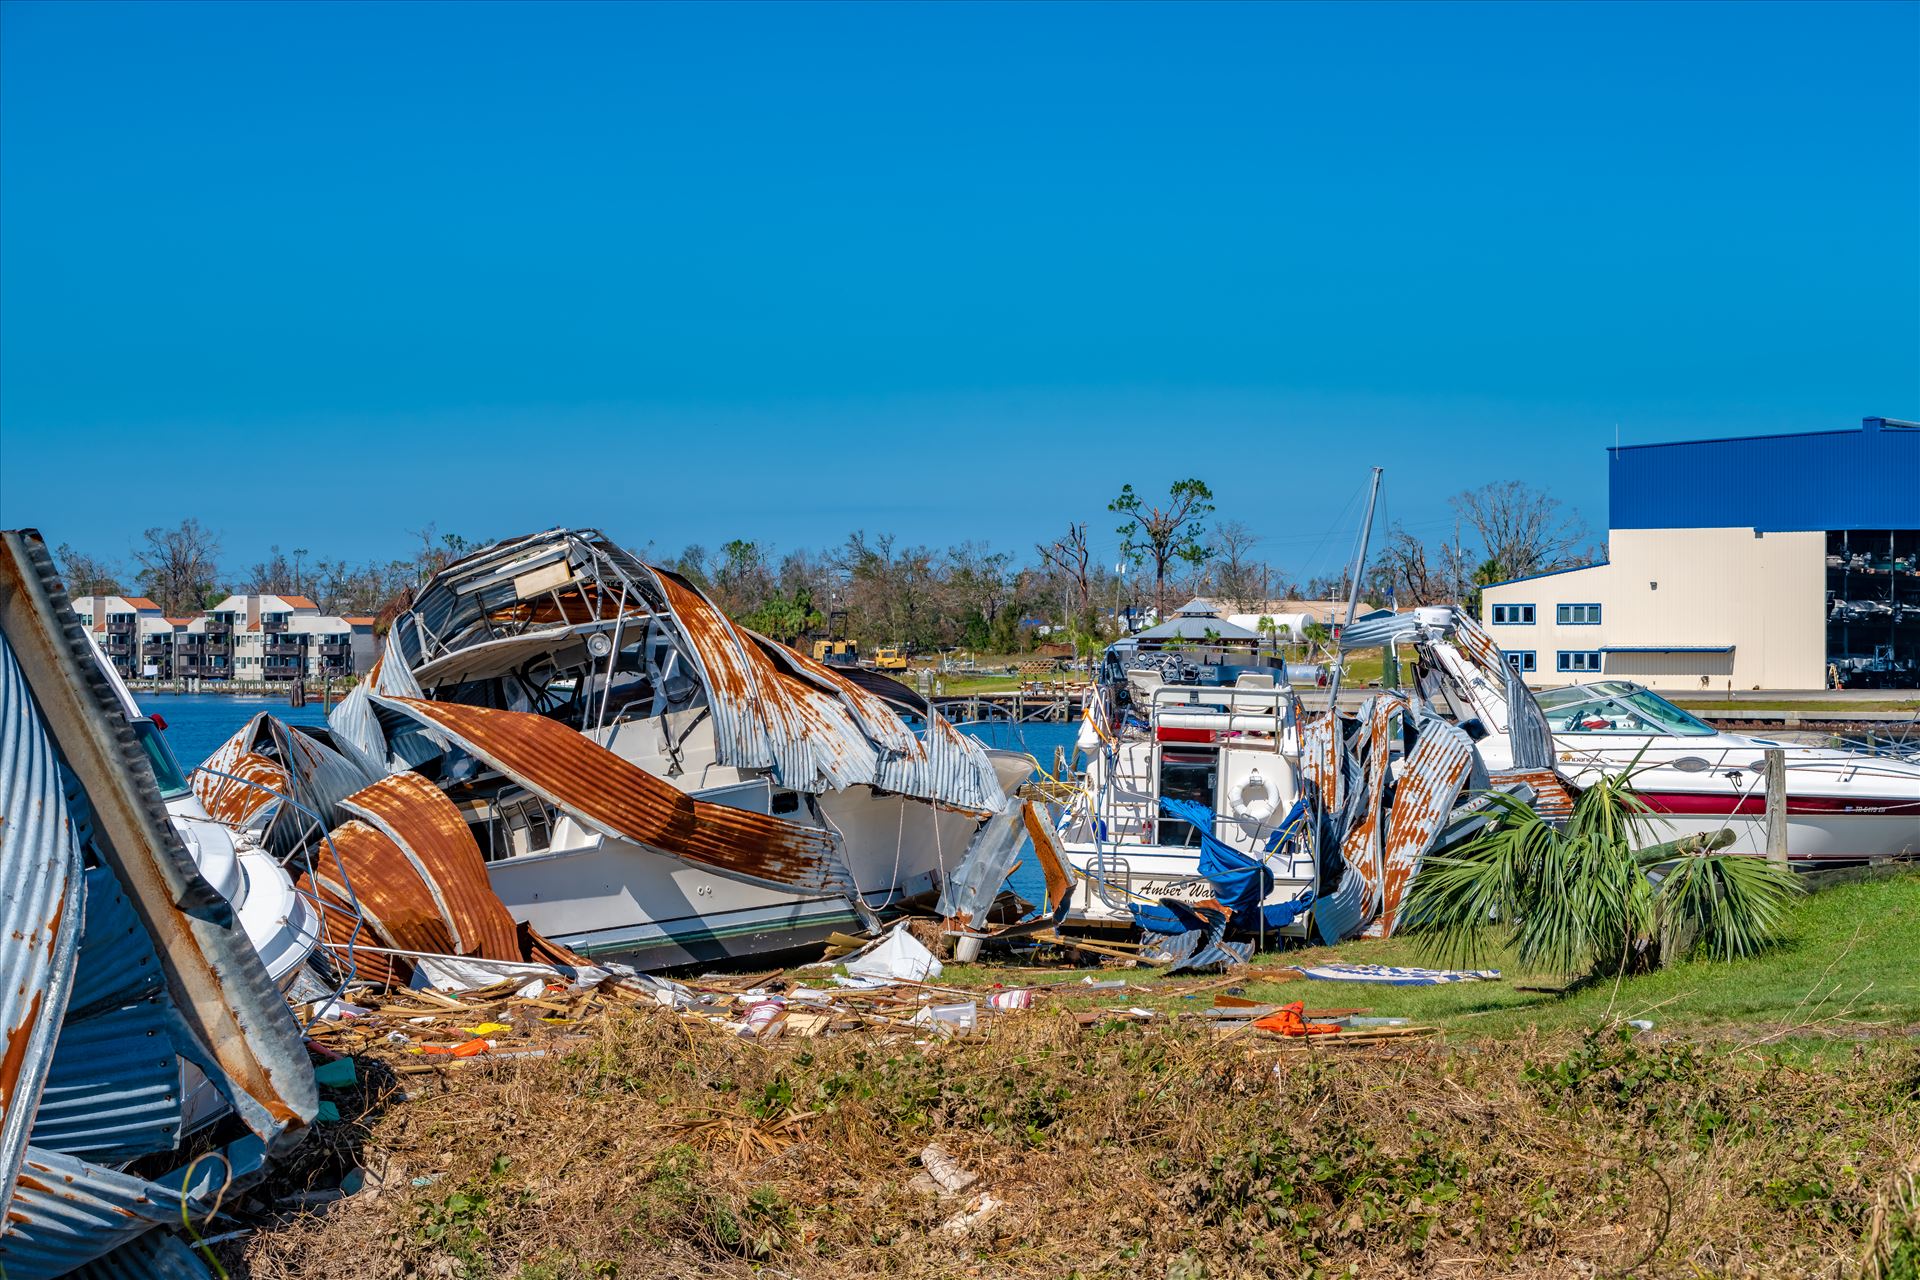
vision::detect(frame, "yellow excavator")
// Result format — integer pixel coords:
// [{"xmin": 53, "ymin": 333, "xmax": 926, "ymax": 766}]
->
[
  {"xmin": 872, "ymin": 646, "xmax": 909, "ymax": 673},
  {"xmin": 810, "ymin": 638, "xmax": 859, "ymax": 668}
]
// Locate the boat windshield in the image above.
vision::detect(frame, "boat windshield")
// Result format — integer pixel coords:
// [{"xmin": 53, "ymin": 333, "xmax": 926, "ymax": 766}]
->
[
  {"xmin": 134, "ymin": 719, "xmax": 193, "ymax": 800},
  {"xmin": 1534, "ymin": 681, "xmax": 1716, "ymax": 737}
]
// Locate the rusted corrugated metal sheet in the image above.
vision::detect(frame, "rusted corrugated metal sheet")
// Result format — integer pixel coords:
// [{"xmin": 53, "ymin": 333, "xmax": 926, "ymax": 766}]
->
[
  {"xmin": 306, "ymin": 819, "xmax": 457, "ymax": 959},
  {"xmin": 1, "ymin": 1138, "xmax": 254, "ymax": 1279},
  {"xmin": 1337, "ymin": 695, "xmax": 1403, "ymax": 914},
  {"xmin": 191, "ymin": 711, "xmax": 374, "ymax": 859},
  {"xmin": 1492, "ymin": 767, "xmax": 1576, "ymax": 821},
  {"xmin": 0, "ymin": 528, "xmax": 316, "ymax": 1276},
  {"xmin": 372, "ymin": 695, "xmax": 861, "ymax": 902},
  {"xmin": 0, "ymin": 631, "xmax": 86, "ymax": 1229},
  {"xmin": 338, "ymin": 771, "xmax": 520, "ymax": 960},
  {"xmin": 191, "ymin": 744, "xmax": 286, "ymax": 828},
  {"xmin": 1373, "ymin": 716, "xmax": 1476, "ymax": 938}
]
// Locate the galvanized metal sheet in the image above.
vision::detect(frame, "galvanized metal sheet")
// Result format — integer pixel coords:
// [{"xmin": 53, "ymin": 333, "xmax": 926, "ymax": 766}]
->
[
  {"xmin": 0, "ymin": 1137, "xmax": 255, "ymax": 1279},
  {"xmin": 0, "ymin": 530, "xmax": 316, "ymax": 1160},
  {"xmin": 372, "ymin": 695, "xmax": 860, "ymax": 901},
  {"xmin": 65, "ymin": 1226, "xmax": 216, "ymax": 1280},
  {"xmin": 936, "ymin": 803, "xmax": 1026, "ymax": 929},
  {"xmin": 65, "ymin": 864, "xmax": 166, "ymax": 1019},
  {"xmin": 32, "ymin": 995, "xmax": 181, "ymax": 1163},
  {"xmin": 1373, "ymin": 715, "xmax": 1476, "ymax": 938},
  {"xmin": 0, "ymin": 632, "xmax": 86, "ymax": 1229},
  {"xmin": 338, "ymin": 771, "xmax": 521, "ymax": 960},
  {"xmin": 1336, "ymin": 695, "xmax": 1403, "ymax": 916}
]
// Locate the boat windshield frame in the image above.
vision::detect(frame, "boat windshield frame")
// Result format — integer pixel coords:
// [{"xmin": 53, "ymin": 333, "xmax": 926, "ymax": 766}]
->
[
  {"xmin": 1534, "ymin": 681, "xmax": 1717, "ymax": 738},
  {"xmin": 134, "ymin": 717, "xmax": 195, "ymax": 799}
]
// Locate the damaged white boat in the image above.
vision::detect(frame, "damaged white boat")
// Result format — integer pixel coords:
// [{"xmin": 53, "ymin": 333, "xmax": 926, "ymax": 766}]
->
[{"xmin": 310, "ymin": 529, "xmax": 1031, "ymax": 969}]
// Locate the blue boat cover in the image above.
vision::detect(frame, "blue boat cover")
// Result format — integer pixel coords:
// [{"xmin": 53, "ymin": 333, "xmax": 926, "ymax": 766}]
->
[{"xmin": 1149, "ymin": 798, "xmax": 1316, "ymax": 933}]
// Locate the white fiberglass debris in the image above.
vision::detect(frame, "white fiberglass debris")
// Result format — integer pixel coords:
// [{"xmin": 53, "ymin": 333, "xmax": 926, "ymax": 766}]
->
[{"xmin": 843, "ymin": 922, "xmax": 943, "ymax": 983}]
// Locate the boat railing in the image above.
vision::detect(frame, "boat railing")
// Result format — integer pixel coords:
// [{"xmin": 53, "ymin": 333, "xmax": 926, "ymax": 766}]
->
[{"xmin": 1147, "ymin": 684, "xmax": 1297, "ymax": 750}]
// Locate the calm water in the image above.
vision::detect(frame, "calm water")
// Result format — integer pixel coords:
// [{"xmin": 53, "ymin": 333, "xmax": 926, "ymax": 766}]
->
[{"xmin": 138, "ymin": 691, "xmax": 333, "ymax": 767}]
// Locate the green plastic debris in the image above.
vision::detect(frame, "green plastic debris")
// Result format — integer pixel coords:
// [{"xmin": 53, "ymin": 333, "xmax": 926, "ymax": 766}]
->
[
  {"xmin": 315, "ymin": 1100, "xmax": 341, "ymax": 1124},
  {"xmin": 313, "ymin": 1057, "xmax": 358, "ymax": 1088}
]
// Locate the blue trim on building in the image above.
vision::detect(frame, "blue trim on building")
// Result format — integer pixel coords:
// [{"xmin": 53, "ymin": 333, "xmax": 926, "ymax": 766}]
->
[
  {"xmin": 1482, "ymin": 561, "xmax": 1607, "ymax": 591},
  {"xmin": 1556, "ymin": 650, "xmax": 1604, "ymax": 672},
  {"xmin": 1488, "ymin": 603, "xmax": 1536, "ymax": 625},
  {"xmin": 1609, "ymin": 417, "xmax": 1920, "ymax": 532},
  {"xmin": 1503, "ymin": 650, "xmax": 1537, "ymax": 673},
  {"xmin": 1557, "ymin": 603, "xmax": 1603, "ymax": 625}
]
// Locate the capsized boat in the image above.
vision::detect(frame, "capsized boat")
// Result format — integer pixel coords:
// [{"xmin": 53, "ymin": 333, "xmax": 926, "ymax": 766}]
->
[{"xmin": 318, "ymin": 529, "xmax": 1031, "ymax": 969}]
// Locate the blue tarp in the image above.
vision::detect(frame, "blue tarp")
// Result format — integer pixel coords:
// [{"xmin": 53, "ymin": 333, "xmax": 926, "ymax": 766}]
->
[{"xmin": 1141, "ymin": 798, "xmax": 1315, "ymax": 934}]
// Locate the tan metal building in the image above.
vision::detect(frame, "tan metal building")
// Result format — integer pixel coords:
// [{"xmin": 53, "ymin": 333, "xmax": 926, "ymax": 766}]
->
[{"xmin": 1480, "ymin": 417, "xmax": 1918, "ymax": 692}]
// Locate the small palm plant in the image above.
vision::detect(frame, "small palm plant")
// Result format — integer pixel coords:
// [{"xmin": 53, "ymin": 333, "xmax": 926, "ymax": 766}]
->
[{"xmin": 1401, "ymin": 769, "xmax": 1801, "ymax": 981}]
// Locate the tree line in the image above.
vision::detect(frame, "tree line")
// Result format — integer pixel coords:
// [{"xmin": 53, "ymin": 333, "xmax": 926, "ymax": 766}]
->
[{"xmin": 52, "ymin": 479, "xmax": 1592, "ymax": 653}]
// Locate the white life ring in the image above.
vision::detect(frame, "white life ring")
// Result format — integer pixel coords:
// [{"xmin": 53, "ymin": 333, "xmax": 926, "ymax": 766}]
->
[{"xmin": 1230, "ymin": 769, "xmax": 1279, "ymax": 823}]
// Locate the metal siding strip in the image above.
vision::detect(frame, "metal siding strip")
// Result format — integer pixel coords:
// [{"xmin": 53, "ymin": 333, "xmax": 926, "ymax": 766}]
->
[{"xmin": 0, "ymin": 634, "xmax": 86, "ymax": 1228}]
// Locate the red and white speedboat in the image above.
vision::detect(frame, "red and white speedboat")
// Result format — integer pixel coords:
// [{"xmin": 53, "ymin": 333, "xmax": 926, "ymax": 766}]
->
[{"xmin": 1528, "ymin": 682, "xmax": 1919, "ymax": 865}]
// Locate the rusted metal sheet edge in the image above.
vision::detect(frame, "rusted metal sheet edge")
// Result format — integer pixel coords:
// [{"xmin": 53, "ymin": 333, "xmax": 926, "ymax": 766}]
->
[
  {"xmin": 368, "ymin": 694, "xmax": 858, "ymax": 900},
  {"xmin": 0, "ymin": 530, "xmax": 316, "ymax": 1152},
  {"xmin": 1374, "ymin": 723, "xmax": 1477, "ymax": 937},
  {"xmin": 0, "ymin": 633, "xmax": 87, "ymax": 1228},
  {"xmin": 337, "ymin": 772, "xmax": 521, "ymax": 961}
]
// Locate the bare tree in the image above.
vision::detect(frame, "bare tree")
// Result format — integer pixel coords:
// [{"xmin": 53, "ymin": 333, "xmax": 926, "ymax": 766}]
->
[
  {"xmin": 1374, "ymin": 526, "xmax": 1456, "ymax": 607},
  {"xmin": 1035, "ymin": 522, "xmax": 1093, "ymax": 622},
  {"xmin": 1449, "ymin": 481, "xmax": 1590, "ymax": 582},
  {"xmin": 1111, "ymin": 478, "xmax": 1214, "ymax": 621},
  {"xmin": 134, "ymin": 519, "xmax": 222, "ymax": 615},
  {"xmin": 53, "ymin": 544, "xmax": 123, "ymax": 596},
  {"xmin": 1208, "ymin": 519, "xmax": 1273, "ymax": 609}
]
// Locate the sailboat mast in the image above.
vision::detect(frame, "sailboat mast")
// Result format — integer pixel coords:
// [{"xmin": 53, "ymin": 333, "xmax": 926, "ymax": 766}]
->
[{"xmin": 1326, "ymin": 466, "xmax": 1384, "ymax": 711}]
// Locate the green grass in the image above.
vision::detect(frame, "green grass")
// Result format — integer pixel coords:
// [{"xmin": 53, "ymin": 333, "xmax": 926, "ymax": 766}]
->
[{"xmin": 940, "ymin": 865, "xmax": 1920, "ymax": 1048}]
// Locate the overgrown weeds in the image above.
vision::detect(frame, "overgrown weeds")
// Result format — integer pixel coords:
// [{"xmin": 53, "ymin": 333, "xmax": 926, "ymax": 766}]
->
[{"xmin": 237, "ymin": 1009, "xmax": 1919, "ymax": 1280}]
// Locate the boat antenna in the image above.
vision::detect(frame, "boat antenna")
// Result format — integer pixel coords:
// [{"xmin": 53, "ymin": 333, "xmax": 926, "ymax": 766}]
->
[{"xmin": 1325, "ymin": 466, "xmax": 1383, "ymax": 712}]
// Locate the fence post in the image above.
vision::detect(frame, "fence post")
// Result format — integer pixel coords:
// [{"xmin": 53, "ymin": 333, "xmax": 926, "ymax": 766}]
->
[{"xmin": 1763, "ymin": 748, "xmax": 1788, "ymax": 865}]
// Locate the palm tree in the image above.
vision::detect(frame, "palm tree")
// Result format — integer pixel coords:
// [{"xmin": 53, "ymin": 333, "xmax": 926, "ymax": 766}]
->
[{"xmin": 1402, "ymin": 768, "xmax": 1800, "ymax": 981}]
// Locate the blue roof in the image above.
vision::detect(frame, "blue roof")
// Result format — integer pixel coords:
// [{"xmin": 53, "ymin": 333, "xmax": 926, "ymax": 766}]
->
[{"xmin": 1609, "ymin": 417, "xmax": 1920, "ymax": 532}]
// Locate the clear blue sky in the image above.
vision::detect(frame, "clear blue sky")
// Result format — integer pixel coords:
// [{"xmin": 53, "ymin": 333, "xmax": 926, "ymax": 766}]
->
[{"xmin": 2, "ymin": 0, "xmax": 1914, "ymax": 578}]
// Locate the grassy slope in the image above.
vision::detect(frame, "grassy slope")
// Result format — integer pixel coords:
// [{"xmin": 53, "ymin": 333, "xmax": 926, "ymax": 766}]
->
[{"xmin": 941, "ymin": 865, "xmax": 1920, "ymax": 1047}]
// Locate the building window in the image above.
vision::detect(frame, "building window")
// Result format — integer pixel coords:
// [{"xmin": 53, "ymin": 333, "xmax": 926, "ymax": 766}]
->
[
  {"xmin": 1491, "ymin": 604, "xmax": 1535, "ymax": 626},
  {"xmin": 1557, "ymin": 603, "xmax": 1602, "ymax": 626},
  {"xmin": 1504, "ymin": 651, "xmax": 1537, "ymax": 673},
  {"xmin": 1557, "ymin": 650, "xmax": 1604, "ymax": 673}
]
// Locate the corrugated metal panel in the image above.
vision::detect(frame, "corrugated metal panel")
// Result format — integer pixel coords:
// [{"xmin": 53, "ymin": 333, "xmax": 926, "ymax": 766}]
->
[
  {"xmin": 0, "ymin": 528, "xmax": 315, "ymax": 1172},
  {"xmin": 935, "ymin": 803, "xmax": 1025, "ymax": 929},
  {"xmin": 191, "ymin": 744, "xmax": 286, "ymax": 829},
  {"xmin": 65, "ymin": 865, "xmax": 166, "ymax": 1019},
  {"xmin": 0, "ymin": 1138, "xmax": 257, "ymax": 1279},
  {"xmin": 372, "ymin": 695, "xmax": 861, "ymax": 901},
  {"xmin": 1336, "ymin": 695, "xmax": 1402, "ymax": 914},
  {"xmin": 1609, "ymin": 418, "xmax": 1920, "ymax": 532},
  {"xmin": 337, "ymin": 771, "xmax": 520, "ymax": 960},
  {"xmin": 32, "ymin": 996, "xmax": 181, "ymax": 1162},
  {"xmin": 66, "ymin": 1227, "xmax": 215, "ymax": 1280},
  {"xmin": 1373, "ymin": 716, "xmax": 1476, "ymax": 938},
  {"xmin": 0, "ymin": 632, "xmax": 86, "ymax": 1229},
  {"xmin": 303, "ymin": 820, "xmax": 457, "ymax": 958}
]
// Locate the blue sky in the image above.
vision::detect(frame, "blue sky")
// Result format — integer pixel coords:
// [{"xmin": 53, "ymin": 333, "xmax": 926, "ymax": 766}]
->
[{"xmin": 2, "ymin": 0, "xmax": 1914, "ymax": 578}]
